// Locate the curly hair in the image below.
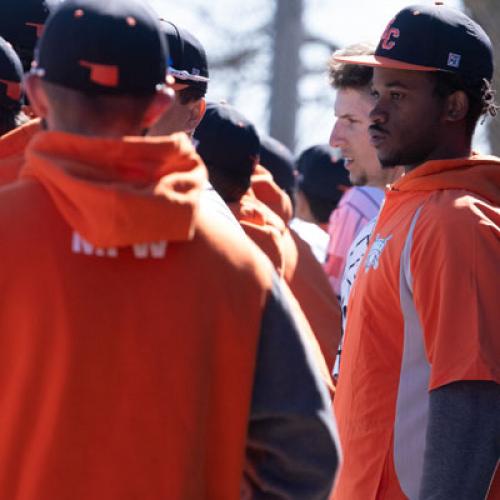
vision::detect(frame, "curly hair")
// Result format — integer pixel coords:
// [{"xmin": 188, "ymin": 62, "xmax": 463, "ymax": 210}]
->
[
  {"xmin": 328, "ymin": 42, "xmax": 376, "ymax": 90},
  {"xmin": 433, "ymin": 72, "xmax": 499, "ymax": 136}
]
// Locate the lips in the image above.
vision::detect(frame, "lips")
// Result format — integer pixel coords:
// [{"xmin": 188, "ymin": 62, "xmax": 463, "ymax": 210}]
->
[
  {"xmin": 369, "ymin": 126, "xmax": 389, "ymax": 148},
  {"xmin": 369, "ymin": 133, "xmax": 385, "ymax": 148},
  {"xmin": 339, "ymin": 153, "xmax": 355, "ymax": 170}
]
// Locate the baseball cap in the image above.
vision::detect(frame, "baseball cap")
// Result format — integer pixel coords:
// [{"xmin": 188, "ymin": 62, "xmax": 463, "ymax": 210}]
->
[
  {"xmin": 0, "ymin": 37, "xmax": 24, "ymax": 110},
  {"xmin": 33, "ymin": 0, "xmax": 168, "ymax": 96},
  {"xmin": 296, "ymin": 145, "xmax": 351, "ymax": 203},
  {"xmin": 334, "ymin": 3, "xmax": 493, "ymax": 82},
  {"xmin": 194, "ymin": 102, "xmax": 260, "ymax": 180},
  {"xmin": 0, "ymin": 0, "xmax": 51, "ymax": 71},
  {"xmin": 160, "ymin": 20, "xmax": 209, "ymax": 91},
  {"xmin": 259, "ymin": 135, "xmax": 297, "ymax": 196}
]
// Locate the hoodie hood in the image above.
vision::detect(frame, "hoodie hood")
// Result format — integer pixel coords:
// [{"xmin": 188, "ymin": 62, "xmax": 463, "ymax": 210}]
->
[
  {"xmin": 0, "ymin": 118, "xmax": 40, "ymax": 186},
  {"xmin": 21, "ymin": 131, "xmax": 207, "ymax": 247},
  {"xmin": 228, "ymin": 188, "xmax": 286, "ymax": 275},
  {"xmin": 392, "ymin": 154, "xmax": 500, "ymax": 205},
  {"xmin": 251, "ymin": 165, "xmax": 293, "ymax": 223}
]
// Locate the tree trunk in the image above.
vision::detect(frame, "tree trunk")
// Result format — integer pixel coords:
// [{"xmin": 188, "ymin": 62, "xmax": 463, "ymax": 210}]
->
[
  {"xmin": 462, "ymin": 0, "xmax": 500, "ymax": 155},
  {"xmin": 269, "ymin": 0, "xmax": 303, "ymax": 151}
]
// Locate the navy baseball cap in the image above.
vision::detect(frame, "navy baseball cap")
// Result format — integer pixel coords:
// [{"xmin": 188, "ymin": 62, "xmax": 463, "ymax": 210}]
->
[
  {"xmin": 334, "ymin": 3, "xmax": 493, "ymax": 82},
  {"xmin": 0, "ymin": 0, "xmax": 51, "ymax": 71},
  {"xmin": 0, "ymin": 36, "xmax": 24, "ymax": 109},
  {"xmin": 296, "ymin": 145, "xmax": 351, "ymax": 203},
  {"xmin": 259, "ymin": 135, "xmax": 297, "ymax": 196},
  {"xmin": 160, "ymin": 20, "xmax": 209, "ymax": 92},
  {"xmin": 194, "ymin": 102, "xmax": 260, "ymax": 180},
  {"xmin": 33, "ymin": 0, "xmax": 168, "ymax": 96}
]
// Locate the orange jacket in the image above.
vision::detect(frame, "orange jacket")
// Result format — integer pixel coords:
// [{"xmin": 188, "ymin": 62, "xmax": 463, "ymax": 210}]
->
[
  {"xmin": 0, "ymin": 131, "xmax": 310, "ymax": 500},
  {"xmin": 333, "ymin": 155, "xmax": 500, "ymax": 500},
  {"xmin": 240, "ymin": 166, "xmax": 342, "ymax": 370},
  {"xmin": 0, "ymin": 119, "xmax": 40, "ymax": 186}
]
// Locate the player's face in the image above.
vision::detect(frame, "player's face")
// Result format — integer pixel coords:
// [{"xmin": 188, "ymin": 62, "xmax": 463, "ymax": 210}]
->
[
  {"xmin": 149, "ymin": 91, "xmax": 200, "ymax": 137},
  {"xmin": 330, "ymin": 87, "xmax": 381, "ymax": 186},
  {"xmin": 369, "ymin": 68, "xmax": 444, "ymax": 170}
]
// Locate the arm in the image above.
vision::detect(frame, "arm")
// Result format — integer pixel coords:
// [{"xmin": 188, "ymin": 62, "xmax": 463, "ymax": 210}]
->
[
  {"xmin": 408, "ymin": 196, "xmax": 500, "ymax": 498},
  {"xmin": 419, "ymin": 381, "xmax": 500, "ymax": 500},
  {"xmin": 243, "ymin": 275, "xmax": 340, "ymax": 500}
]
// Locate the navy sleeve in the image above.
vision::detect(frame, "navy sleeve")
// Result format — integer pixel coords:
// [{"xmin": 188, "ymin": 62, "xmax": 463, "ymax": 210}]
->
[
  {"xmin": 419, "ymin": 381, "xmax": 500, "ymax": 500},
  {"xmin": 243, "ymin": 275, "xmax": 340, "ymax": 500}
]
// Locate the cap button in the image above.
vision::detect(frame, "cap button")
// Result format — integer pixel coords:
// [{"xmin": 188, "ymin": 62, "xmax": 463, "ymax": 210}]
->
[{"xmin": 435, "ymin": 1, "xmax": 444, "ymax": 5}]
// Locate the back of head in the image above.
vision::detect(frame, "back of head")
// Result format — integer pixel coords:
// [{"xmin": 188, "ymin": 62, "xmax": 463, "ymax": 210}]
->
[
  {"xmin": 194, "ymin": 102, "xmax": 260, "ymax": 202},
  {"xmin": 0, "ymin": 36, "xmax": 26, "ymax": 135},
  {"xmin": 0, "ymin": 0, "xmax": 51, "ymax": 72},
  {"xmin": 29, "ymin": 0, "xmax": 169, "ymax": 135},
  {"xmin": 296, "ymin": 145, "xmax": 351, "ymax": 224},
  {"xmin": 329, "ymin": 42, "xmax": 375, "ymax": 92},
  {"xmin": 160, "ymin": 20, "xmax": 209, "ymax": 104},
  {"xmin": 259, "ymin": 135, "xmax": 297, "ymax": 204}
]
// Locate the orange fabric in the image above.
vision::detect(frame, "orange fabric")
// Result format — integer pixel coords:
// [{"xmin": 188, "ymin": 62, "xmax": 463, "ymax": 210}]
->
[
  {"xmin": 251, "ymin": 164, "xmax": 293, "ymax": 223},
  {"xmin": 0, "ymin": 119, "xmax": 40, "ymax": 186},
  {"xmin": 285, "ymin": 229, "xmax": 342, "ymax": 373},
  {"xmin": 243, "ymin": 170, "xmax": 341, "ymax": 372},
  {"xmin": 229, "ymin": 191, "xmax": 286, "ymax": 276},
  {"xmin": 79, "ymin": 61, "xmax": 119, "ymax": 87},
  {"xmin": 0, "ymin": 131, "xmax": 274, "ymax": 500},
  {"xmin": 332, "ymin": 155, "xmax": 500, "ymax": 499},
  {"xmin": 22, "ymin": 131, "xmax": 207, "ymax": 247}
]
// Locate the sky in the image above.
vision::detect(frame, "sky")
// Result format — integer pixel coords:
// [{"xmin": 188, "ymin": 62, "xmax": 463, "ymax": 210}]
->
[{"xmin": 147, "ymin": 0, "xmax": 491, "ymax": 155}]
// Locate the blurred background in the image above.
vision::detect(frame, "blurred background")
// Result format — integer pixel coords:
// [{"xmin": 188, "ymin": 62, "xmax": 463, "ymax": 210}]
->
[{"xmin": 147, "ymin": 0, "xmax": 499, "ymax": 156}]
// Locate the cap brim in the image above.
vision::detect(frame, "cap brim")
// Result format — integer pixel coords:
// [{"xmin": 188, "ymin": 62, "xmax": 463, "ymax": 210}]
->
[
  {"xmin": 171, "ymin": 82, "xmax": 190, "ymax": 91},
  {"xmin": 333, "ymin": 54, "xmax": 440, "ymax": 72}
]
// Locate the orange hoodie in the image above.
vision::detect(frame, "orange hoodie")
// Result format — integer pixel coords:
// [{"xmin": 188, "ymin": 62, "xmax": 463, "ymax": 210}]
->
[
  {"xmin": 333, "ymin": 155, "xmax": 500, "ymax": 500},
  {"xmin": 242, "ymin": 166, "xmax": 341, "ymax": 371},
  {"xmin": 229, "ymin": 189, "xmax": 287, "ymax": 276},
  {"xmin": 0, "ymin": 119, "xmax": 40, "ymax": 186},
  {"xmin": 0, "ymin": 131, "xmax": 332, "ymax": 500}
]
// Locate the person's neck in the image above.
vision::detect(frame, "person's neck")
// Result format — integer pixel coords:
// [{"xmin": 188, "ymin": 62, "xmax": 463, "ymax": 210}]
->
[
  {"xmin": 49, "ymin": 119, "xmax": 144, "ymax": 139},
  {"xmin": 371, "ymin": 166, "xmax": 405, "ymax": 188},
  {"xmin": 405, "ymin": 138, "xmax": 471, "ymax": 173}
]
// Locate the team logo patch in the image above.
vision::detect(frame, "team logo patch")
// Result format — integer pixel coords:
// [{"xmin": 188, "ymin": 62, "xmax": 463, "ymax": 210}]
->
[
  {"xmin": 447, "ymin": 52, "xmax": 461, "ymax": 69},
  {"xmin": 380, "ymin": 18, "xmax": 400, "ymax": 51},
  {"xmin": 365, "ymin": 234, "xmax": 392, "ymax": 271},
  {"xmin": 79, "ymin": 60, "xmax": 119, "ymax": 87}
]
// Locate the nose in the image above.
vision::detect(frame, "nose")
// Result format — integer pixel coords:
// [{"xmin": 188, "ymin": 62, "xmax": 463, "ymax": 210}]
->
[
  {"xmin": 369, "ymin": 101, "xmax": 387, "ymax": 126},
  {"xmin": 329, "ymin": 120, "xmax": 343, "ymax": 148}
]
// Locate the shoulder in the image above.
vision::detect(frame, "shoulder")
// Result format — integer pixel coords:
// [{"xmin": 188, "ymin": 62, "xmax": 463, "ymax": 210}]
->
[
  {"xmin": 341, "ymin": 186, "xmax": 383, "ymax": 206},
  {"xmin": 416, "ymin": 189, "xmax": 499, "ymax": 238},
  {"xmin": 192, "ymin": 209, "xmax": 276, "ymax": 290},
  {"xmin": 0, "ymin": 178, "xmax": 55, "ymax": 224},
  {"xmin": 336, "ymin": 186, "xmax": 383, "ymax": 220},
  {"xmin": 410, "ymin": 189, "xmax": 499, "ymax": 272}
]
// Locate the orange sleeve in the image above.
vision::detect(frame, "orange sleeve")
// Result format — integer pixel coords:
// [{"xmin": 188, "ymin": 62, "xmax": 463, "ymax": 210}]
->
[{"xmin": 411, "ymin": 193, "xmax": 500, "ymax": 390}]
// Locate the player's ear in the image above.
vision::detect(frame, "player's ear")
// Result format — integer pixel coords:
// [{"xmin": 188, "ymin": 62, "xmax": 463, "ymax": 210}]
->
[
  {"xmin": 444, "ymin": 90, "xmax": 468, "ymax": 123},
  {"xmin": 141, "ymin": 85, "xmax": 174, "ymax": 129},
  {"xmin": 186, "ymin": 97, "xmax": 206, "ymax": 131},
  {"xmin": 24, "ymin": 73, "xmax": 50, "ymax": 119}
]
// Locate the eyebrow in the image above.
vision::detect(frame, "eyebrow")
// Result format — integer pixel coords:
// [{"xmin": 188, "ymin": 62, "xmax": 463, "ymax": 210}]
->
[
  {"xmin": 337, "ymin": 113, "xmax": 357, "ymax": 120},
  {"xmin": 383, "ymin": 80, "xmax": 410, "ymax": 89}
]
